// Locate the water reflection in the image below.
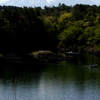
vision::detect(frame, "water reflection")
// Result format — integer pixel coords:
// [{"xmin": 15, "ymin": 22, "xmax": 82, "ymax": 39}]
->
[
  {"xmin": 38, "ymin": 61, "xmax": 100, "ymax": 100},
  {"xmin": 0, "ymin": 54, "xmax": 100, "ymax": 100}
]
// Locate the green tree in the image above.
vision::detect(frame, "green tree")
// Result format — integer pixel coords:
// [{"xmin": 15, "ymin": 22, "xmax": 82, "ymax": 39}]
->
[
  {"xmin": 94, "ymin": 25, "xmax": 100, "ymax": 47},
  {"xmin": 58, "ymin": 25, "xmax": 82, "ymax": 48},
  {"xmin": 58, "ymin": 12, "xmax": 72, "ymax": 31},
  {"xmin": 83, "ymin": 26, "xmax": 95, "ymax": 46}
]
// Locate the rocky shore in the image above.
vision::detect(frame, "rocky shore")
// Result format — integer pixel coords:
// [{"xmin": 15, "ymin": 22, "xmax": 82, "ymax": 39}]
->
[
  {"xmin": 82, "ymin": 47, "xmax": 100, "ymax": 56},
  {"xmin": 0, "ymin": 51, "xmax": 70, "ymax": 63},
  {"xmin": 2, "ymin": 47, "xmax": 100, "ymax": 63},
  {"xmin": 31, "ymin": 50, "xmax": 73, "ymax": 62}
]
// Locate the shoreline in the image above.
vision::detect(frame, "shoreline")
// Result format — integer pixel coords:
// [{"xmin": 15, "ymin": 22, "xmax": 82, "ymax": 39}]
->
[{"xmin": 0, "ymin": 47, "xmax": 100, "ymax": 63}]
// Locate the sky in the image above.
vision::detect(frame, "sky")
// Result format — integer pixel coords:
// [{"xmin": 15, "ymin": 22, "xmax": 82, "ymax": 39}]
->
[
  {"xmin": 0, "ymin": 0, "xmax": 100, "ymax": 7},
  {"xmin": 0, "ymin": 0, "xmax": 9, "ymax": 4},
  {"xmin": 91, "ymin": 0, "xmax": 100, "ymax": 5}
]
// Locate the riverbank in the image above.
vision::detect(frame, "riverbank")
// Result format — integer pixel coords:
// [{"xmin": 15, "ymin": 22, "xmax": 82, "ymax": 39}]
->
[
  {"xmin": 0, "ymin": 50, "xmax": 73, "ymax": 63},
  {"xmin": 0, "ymin": 47, "xmax": 100, "ymax": 63},
  {"xmin": 0, "ymin": 53, "xmax": 39, "ymax": 63},
  {"xmin": 58, "ymin": 46, "xmax": 100, "ymax": 56},
  {"xmin": 30, "ymin": 50, "xmax": 72, "ymax": 62},
  {"xmin": 84, "ymin": 47, "xmax": 100, "ymax": 56}
]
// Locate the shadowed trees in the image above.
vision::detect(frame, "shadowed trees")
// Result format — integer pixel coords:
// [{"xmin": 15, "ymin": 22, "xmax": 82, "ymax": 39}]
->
[{"xmin": 0, "ymin": 4, "xmax": 100, "ymax": 55}]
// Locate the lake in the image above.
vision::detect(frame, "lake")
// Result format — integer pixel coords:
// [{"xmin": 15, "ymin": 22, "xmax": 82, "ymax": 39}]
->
[{"xmin": 0, "ymin": 53, "xmax": 100, "ymax": 100}]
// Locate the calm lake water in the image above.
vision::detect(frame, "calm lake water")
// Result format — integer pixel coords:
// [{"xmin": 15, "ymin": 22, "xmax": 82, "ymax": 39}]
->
[{"xmin": 0, "ymin": 53, "xmax": 100, "ymax": 100}]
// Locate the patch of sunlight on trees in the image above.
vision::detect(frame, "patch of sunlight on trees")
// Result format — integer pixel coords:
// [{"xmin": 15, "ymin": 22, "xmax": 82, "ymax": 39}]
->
[{"xmin": 58, "ymin": 13, "xmax": 72, "ymax": 24}]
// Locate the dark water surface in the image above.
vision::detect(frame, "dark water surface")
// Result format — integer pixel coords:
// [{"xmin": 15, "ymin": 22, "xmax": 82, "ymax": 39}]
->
[{"xmin": 0, "ymin": 53, "xmax": 100, "ymax": 100}]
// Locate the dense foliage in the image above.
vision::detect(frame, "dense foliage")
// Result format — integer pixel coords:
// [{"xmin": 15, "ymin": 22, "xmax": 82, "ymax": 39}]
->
[
  {"xmin": 0, "ymin": 4, "xmax": 100, "ymax": 55},
  {"xmin": 0, "ymin": 6, "xmax": 58, "ymax": 54}
]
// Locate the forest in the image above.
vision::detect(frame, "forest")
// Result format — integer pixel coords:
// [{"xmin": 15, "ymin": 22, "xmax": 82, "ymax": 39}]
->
[{"xmin": 0, "ymin": 4, "xmax": 100, "ymax": 56}]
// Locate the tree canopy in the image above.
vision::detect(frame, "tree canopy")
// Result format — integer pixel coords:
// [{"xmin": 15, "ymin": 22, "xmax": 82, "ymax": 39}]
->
[{"xmin": 0, "ymin": 4, "xmax": 100, "ymax": 55}]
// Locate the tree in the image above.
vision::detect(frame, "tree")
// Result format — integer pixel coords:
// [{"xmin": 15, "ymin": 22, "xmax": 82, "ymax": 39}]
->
[
  {"xmin": 58, "ymin": 25, "xmax": 82, "ymax": 48},
  {"xmin": 83, "ymin": 26, "xmax": 95, "ymax": 46},
  {"xmin": 94, "ymin": 25, "xmax": 100, "ymax": 47},
  {"xmin": 58, "ymin": 12, "xmax": 72, "ymax": 31}
]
